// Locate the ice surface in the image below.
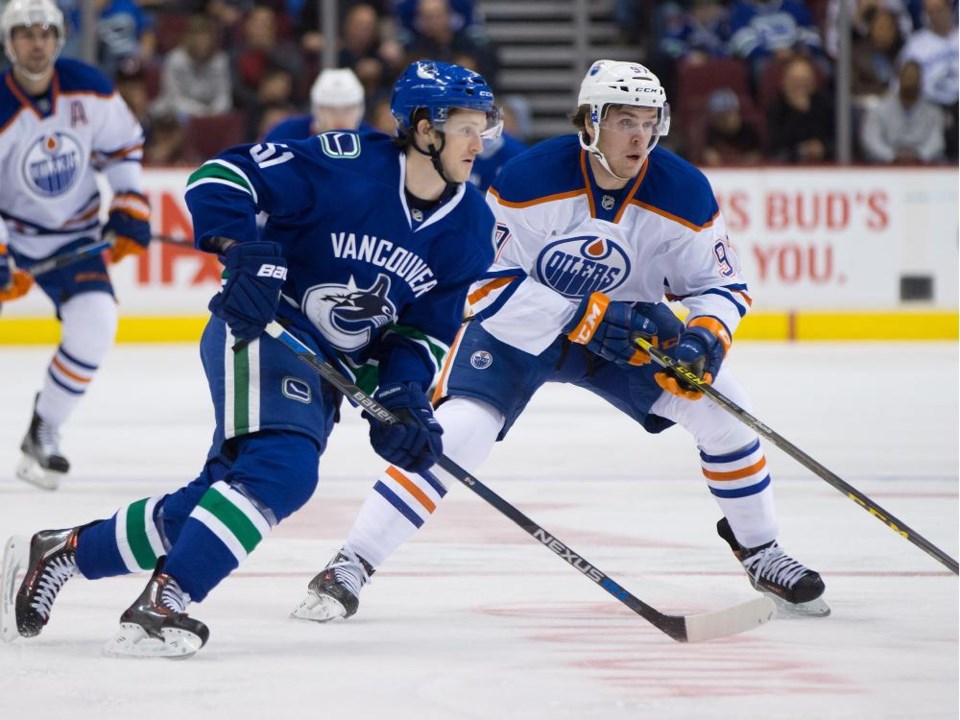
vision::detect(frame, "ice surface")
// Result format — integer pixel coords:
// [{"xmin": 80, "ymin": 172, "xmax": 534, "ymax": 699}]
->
[{"xmin": 0, "ymin": 342, "xmax": 956, "ymax": 719}]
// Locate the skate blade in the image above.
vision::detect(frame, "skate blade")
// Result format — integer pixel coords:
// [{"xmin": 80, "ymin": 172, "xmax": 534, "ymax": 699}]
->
[
  {"xmin": 767, "ymin": 593, "xmax": 831, "ymax": 619},
  {"xmin": 0, "ymin": 536, "xmax": 29, "ymax": 643},
  {"xmin": 15, "ymin": 456, "xmax": 62, "ymax": 491},
  {"xmin": 103, "ymin": 623, "xmax": 204, "ymax": 659},
  {"xmin": 290, "ymin": 591, "xmax": 348, "ymax": 622}
]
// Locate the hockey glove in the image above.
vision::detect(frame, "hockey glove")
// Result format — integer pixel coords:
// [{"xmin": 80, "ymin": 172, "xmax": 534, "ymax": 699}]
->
[
  {"xmin": 655, "ymin": 317, "xmax": 731, "ymax": 400},
  {"xmin": 104, "ymin": 192, "xmax": 152, "ymax": 263},
  {"xmin": 563, "ymin": 292, "xmax": 658, "ymax": 366},
  {"xmin": 367, "ymin": 382, "xmax": 444, "ymax": 474},
  {"xmin": 208, "ymin": 241, "xmax": 287, "ymax": 343},
  {"xmin": 0, "ymin": 245, "xmax": 33, "ymax": 302}
]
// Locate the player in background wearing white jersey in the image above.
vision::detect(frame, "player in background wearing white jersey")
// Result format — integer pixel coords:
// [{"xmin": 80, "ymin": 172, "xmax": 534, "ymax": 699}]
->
[
  {"xmin": 264, "ymin": 67, "xmax": 373, "ymax": 142},
  {"xmin": 292, "ymin": 60, "xmax": 829, "ymax": 622},
  {"xmin": 0, "ymin": 0, "xmax": 152, "ymax": 490},
  {"xmin": 2, "ymin": 60, "xmax": 502, "ymax": 658}
]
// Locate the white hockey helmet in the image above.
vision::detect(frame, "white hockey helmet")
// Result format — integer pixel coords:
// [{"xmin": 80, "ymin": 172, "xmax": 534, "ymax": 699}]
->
[
  {"xmin": 1, "ymin": 0, "xmax": 66, "ymax": 68},
  {"xmin": 310, "ymin": 68, "xmax": 365, "ymax": 110},
  {"xmin": 577, "ymin": 60, "xmax": 670, "ymax": 178}
]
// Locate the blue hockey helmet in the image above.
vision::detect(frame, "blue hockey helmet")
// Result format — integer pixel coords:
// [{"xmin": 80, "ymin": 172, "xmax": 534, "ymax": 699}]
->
[{"xmin": 390, "ymin": 60, "xmax": 502, "ymax": 140}]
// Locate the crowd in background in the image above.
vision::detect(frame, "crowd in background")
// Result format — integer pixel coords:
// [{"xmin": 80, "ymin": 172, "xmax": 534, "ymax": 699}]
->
[{"xmin": 2, "ymin": 0, "xmax": 956, "ymax": 169}]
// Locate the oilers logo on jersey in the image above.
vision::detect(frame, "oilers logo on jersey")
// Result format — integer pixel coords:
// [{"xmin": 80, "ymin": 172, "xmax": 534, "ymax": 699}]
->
[
  {"xmin": 536, "ymin": 235, "xmax": 629, "ymax": 298},
  {"xmin": 22, "ymin": 131, "xmax": 84, "ymax": 197},
  {"xmin": 301, "ymin": 274, "xmax": 398, "ymax": 351}
]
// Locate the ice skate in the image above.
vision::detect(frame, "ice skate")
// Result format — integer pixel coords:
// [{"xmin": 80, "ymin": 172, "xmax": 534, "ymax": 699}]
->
[
  {"xmin": 5, "ymin": 527, "xmax": 81, "ymax": 639},
  {"xmin": 104, "ymin": 559, "xmax": 209, "ymax": 659},
  {"xmin": 717, "ymin": 518, "xmax": 830, "ymax": 618},
  {"xmin": 291, "ymin": 549, "xmax": 374, "ymax": 622},
  {"xmin": 16, "ymin": 395, "xmax": 70, "ymax": 491}
]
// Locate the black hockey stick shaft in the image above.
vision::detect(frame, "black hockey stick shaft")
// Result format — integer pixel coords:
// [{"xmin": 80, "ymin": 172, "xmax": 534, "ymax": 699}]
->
[
  {"xmin": 265, "ymin": 321, "xmax": 701, "ymax": 641},
  {"xmin": 25, "ymin": 239, "xmax": 113, "ymax": 277},
  {"xmin": 637, "ymin": 337, "xmax": 959, "ymax": 575}
]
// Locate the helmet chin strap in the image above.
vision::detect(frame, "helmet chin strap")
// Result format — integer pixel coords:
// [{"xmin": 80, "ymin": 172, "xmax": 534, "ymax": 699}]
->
[
  {"xmin": 579, "ymin": 126, "xmax": 633, "ymax": 183},
  {"xmin": 412, "ymin": 131, "xmax": 457, "ymax": 189}
]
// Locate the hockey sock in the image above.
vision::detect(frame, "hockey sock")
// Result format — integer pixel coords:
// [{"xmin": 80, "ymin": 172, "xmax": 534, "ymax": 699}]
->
[
  {"xmin": 37, "ymin": 292, "xmax": 118, "ymax": 427},
  {"xmin": 76, "ymin": 497, "xmax": 167, "ymax": 579},
  {"xmin": 701, "ymin": 438, "xmax": 778, "ymax": 548},
  {"xmin": 163, "ymin": 481, "xmax": 272, "ymax": 602},
  {"xmin": 346, "ymin": 397, "xmax": 503, "ymax": 568}
]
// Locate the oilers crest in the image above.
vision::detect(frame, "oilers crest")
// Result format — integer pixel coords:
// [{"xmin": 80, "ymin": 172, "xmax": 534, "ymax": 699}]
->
[
  {"xmin": 536, "ymin": 235, "xmax": 630, "ymax": 298},
  {"xmin": 302, "ymin": 273, "xmax": 398, "ymax": 351},
  {"xmin": 21, "ymin": 131, "xmax": 84, "ymax": 197}
]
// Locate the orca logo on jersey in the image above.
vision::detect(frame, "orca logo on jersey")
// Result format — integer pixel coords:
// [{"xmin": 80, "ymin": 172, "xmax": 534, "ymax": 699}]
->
[
  {"xmin": 301, "ymin": 273, "xmax": 398, "ymax": 352},
  {"xmin": 536, "ymin": 236, "xmax": 629, "ymax": 298},
  {"xmin": 21, "ymin": 131, "xmax": 84, "ymax": 197}
]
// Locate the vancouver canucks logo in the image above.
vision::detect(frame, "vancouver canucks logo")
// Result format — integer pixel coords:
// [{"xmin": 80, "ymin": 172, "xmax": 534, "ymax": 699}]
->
[
  {"xmin": 21, "ymin": 131, "xmax": 84, "ymax": 197},
  {"xmin": 302, "ymin": 274, "xmax": 397, "ymax": 351},
  {"xmin": 536, "ymin": 235, "xmax": 630, "ymax": 298}
]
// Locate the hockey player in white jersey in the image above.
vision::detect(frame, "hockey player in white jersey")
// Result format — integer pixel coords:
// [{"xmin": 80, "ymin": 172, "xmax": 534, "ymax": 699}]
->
[
  {"xmin": 0, "ymin": 0, "xmax": 152, "ymax": 490},
  {"xmin": 292, "ymin": 60, "xmax": 830, "ymax": 622}
]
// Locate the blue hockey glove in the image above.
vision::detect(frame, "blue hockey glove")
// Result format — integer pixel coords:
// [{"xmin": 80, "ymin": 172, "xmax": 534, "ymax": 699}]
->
[
  {"xmin": 655, "ymin": 318, "xmax": 731, "ymax": 400},
  {"xmin": 368, "ymin": 382, "xmax": 444, "ymax": 473},
  {"xmin": 104, "ymin": 192, "xmax": 152, "ymax": 263},
  {"xmin": 0, "ymin": 245, "xmax": 33, "ymax": 302},
  {"xmin": 563, "ymin": 292, "xmax": 658, "ymax": 366},
  {"xmin": 208, "ymin": 241, "xmax": 287, "ymax": 343}
]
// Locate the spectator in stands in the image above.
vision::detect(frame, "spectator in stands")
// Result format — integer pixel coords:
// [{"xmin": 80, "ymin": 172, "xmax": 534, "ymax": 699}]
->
[
  {"xmin": 367, "ymin": 91, "xmax": 397, "ymax": 134},
  {"xmin": 824, "ymin": 0, "xmax": 914, "ymax": 59},
  {"xmin": 335, "ymin": 2, "xmax": 404, "ymax": 97},
  {"xmin": 93, "ymin": 0, "xmax": 158, "ymax": 79},
  {"xmin": 296, "ymin": 0, "xmax": 402, "ymax": 71},
  {"xmin": 702, "ymin": 88, "xmax": 763, "ymax": 166},
  {"xmin": 765, "ymin": 55, "xmax": 835, "ymax": 162},
  {"xmin": 394, "ymin": 0, "xmax": 477, "ymax": 40},
  {"xmin": 403, "ymin": 0, "xmax": 498, "ymax": 88},
  {"xmin": 152, "ymin": 14, "xmax": 232, "ymax": 120},
  {"xmin": 851, "ymin": 5, "xmax": 907, "ymax": 100},
  {"xmin": 729, "ymin": 0, "xmax": 827, "ymax": 80},
  {"xmin": 231, "ymin": 5, "xmax": 302, "ymax": 111},
  {"xmin": 114, "ymin": 56, "xmax": 151, "ymax": 130},
  {"xmin": 264, "ymin": 67, "xmax": 370, "ymax": 141},
  {"xmin": 898, "ymin": 0, "xmax": 958, "ymax": 159},
  {"xmin": 245, "ymin": 65, "xmax": 295, "ymax": 140},
  {"xmin": 143, "ymin": 110, "xmax": 200, "ymax": 166},
  {"xmin": 860, "ymin": 59, "xmax": 946, "ymax": 162}
]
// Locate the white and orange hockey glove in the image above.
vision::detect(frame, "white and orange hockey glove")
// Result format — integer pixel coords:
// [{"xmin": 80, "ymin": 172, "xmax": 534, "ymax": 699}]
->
[
  {"xmin": 654, "ymin": 316, "xmax": 731, "ymax": 400},
  {"xmin": 0, "ymin": 244, "xmax": 33, "ymax": 302},
  {"xmin": 563, "ymin": 292, "xmax": 658, "ymax": 366}
]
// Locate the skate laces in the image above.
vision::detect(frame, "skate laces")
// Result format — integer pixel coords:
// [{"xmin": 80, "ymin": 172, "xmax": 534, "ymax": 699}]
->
[
  {"xmin": 327, "ymin": 551, "xmax": 370, "ymax": 598},
  {"xmin": 34, "ymin": 417, "xmax": 62, "ymax": 457},
  {"xmin": 742, "ymin": 543, "xmax": 811, "ymax": 589},
  {"xmin": 158, "ymin": 576, "xmax": 191, "ymax": 614},
  {"xmin": 30, "ymin": 554, "xmax": 76, "ymax": 620}
]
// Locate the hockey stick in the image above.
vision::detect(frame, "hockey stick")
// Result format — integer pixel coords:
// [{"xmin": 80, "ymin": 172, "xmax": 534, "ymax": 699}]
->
[
  {"xmin": 636, "ymin": 336, "xmax": 959, "ymax": 575},
  {"xmin": 264, "ymin": 320, "xmax": 775, "ymax": 642},
  {"xmin": 24, "ymin": 239, "xmax": 113, "ymax": 277}
]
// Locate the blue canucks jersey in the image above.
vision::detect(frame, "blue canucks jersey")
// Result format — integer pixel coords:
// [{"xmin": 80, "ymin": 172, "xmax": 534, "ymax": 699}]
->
[{"xmin": 185, "ymin": 130, "xmax": 496, "ymax": 389}]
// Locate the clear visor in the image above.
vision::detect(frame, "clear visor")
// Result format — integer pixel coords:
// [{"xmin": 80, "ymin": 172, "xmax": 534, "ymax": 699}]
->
[
  {"xmin": 597, "ymin": 104, "xmax": 670, "ymax": 138},
  {"xmin": 434, "ymin": 106, "xmax": 504, "ymax": 143}
]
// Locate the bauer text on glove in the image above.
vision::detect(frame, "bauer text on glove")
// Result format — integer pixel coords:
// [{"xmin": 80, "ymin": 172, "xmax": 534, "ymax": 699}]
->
[
  {"xmin": 367, "ymin": 382, "xmax": 444, "ymax": 474},
  {"xmin": 563, "ymin": 292, "xmax": 658, "ymax": 366},
  {"xmin": 208, "ymin": 241, "xmax": 287, "ymax": 343}
]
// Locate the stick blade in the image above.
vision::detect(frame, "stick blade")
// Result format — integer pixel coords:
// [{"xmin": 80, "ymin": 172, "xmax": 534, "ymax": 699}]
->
[{"xmin": 681, "ymin": 596, "xmax": 776, "ymax": 643}]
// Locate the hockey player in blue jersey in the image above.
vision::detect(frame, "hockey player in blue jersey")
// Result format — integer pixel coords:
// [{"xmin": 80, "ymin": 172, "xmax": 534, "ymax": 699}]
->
[
  {"xmin": 291, "ymin": 60, "xmax": 829, "ymax": 624},
  {"xmin": 0, "ymin": 0, "xmax": 152, "ymax": 491},
  {"xmin": 2, "ymin": 60, "xmax": 503, "ymax": 658}
]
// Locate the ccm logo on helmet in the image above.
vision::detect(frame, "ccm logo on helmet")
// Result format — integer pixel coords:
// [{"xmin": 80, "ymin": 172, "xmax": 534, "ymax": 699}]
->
[{"xmin": 257, "ymin": 264, "xmax": 287, "ymax": 280}]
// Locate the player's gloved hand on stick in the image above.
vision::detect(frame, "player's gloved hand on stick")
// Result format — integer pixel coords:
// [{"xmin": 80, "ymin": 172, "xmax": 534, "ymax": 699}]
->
[
  {"xmin": 655, "ymin": 317, "xmax": 730, "ymax": 400},
  {"xmin": 368, "ymin": 382, "xmax": 444, "ymax": 473},
  {"xmin": 104, "ymin": 191, "xmax": 152, "ymax": 263},
  {"xmin": 0, "ymin": 244, "xmax": 33, "ymax": 302},
  {"xmin": 563, "ymin": 291, "xmax": 658, "ymax": 366},
  {"xmin": 208, "ymin": 240, "xmax": 287, "ymax": 342}
]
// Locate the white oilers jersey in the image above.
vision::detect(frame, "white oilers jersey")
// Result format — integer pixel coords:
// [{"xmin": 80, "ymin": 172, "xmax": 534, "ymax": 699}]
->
[
  {"xmin": 0, "ymin": 58, "xmax": 144, "ymax": 259},
  {"xmin": 471, "ymin": 135, "xmax": 750, "ymax": 356}
]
